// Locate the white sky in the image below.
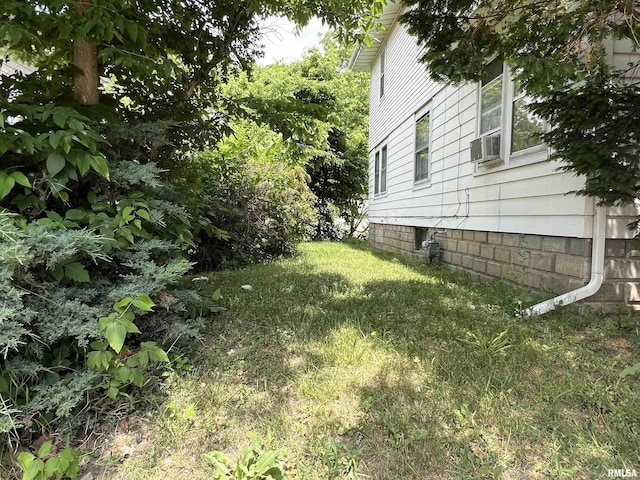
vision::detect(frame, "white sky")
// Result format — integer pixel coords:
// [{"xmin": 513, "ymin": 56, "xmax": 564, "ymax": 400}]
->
[{"xmin": 258, "ymin": 17, "xmax": 330, "ymax": 66}]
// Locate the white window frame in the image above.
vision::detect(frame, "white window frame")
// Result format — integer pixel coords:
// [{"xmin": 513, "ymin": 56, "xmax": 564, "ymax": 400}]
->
[
  {"xmin": 475, "ymin": 62, "xmax": 548, "ymax": 173},
  {"xmin": 414, "ymin": 104, "xmax": 431, "ymax": 184},
  {"xmin": 373, "ymin": 143, "xmax": 388, "ymax": 196},
  {"xmin": 379, "ymin": 46, "xmax": 386, "ymax": 99}
]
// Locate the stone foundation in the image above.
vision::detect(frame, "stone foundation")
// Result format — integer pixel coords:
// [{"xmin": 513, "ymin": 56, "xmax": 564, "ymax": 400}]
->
[{"xmin": 369, "ymin": 223, "xmax": 640, "ymax": 309}]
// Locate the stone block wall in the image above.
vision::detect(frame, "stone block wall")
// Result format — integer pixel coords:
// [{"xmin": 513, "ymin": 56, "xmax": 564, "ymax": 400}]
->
[
  {"xmin": 370, "ymin": 223, "xmax": 416, "ymax": 254},
  {"xmin": 369, "ymin": 222, "xmax": 640, "ymax": 309}
]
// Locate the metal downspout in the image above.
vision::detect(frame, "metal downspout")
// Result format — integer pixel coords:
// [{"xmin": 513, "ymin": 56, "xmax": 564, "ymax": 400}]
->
[{"xmin": 525, "ymin": 205, "xmax": 607, "ymax": 316}]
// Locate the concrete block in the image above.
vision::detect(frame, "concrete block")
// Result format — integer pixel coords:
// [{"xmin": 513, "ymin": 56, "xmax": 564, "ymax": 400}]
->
[
  {"xmin": 523, "ymin": 272, "xmax": 543, "ymax": 290},
  {"xmin": 628, "ymin": 239, "xmax": 640, "ymax": 257},
  {"xmin": 501, "ymin": 264, "xmax": 522, "ymax": 283},
  {"xmin": 503, "ymin": 233, "xmax": 521, "ymax": 247},
  {"xmin": 604, "ymin": 259, "xmax": 621, "ymax": 279},
  {"xmin": 451, "ymin": 253, "xmax": 463, "ymax": 265},
  {"xmin": 591, "ymin": 282, "xmax": 625, "ymax": 302},
  {"xmin": 545, "ymin": 275, "xmax": 586, "ymax": 295},
  {"xmin": 472, "ymin": 258, "xmax": 487, "ymax": 273},
  {"xmin": 451, "ymin": 229, "xmax": 463, "ymax": 239},
  {"xmin": 400, "ymin": 242, "xmax": 414, "ymax": 252},
  {"xmin": 462, "ymin": 255, "xmax": 473, "ymax": 269},
  {"xmin": 457, "ymin": 241, "xmax": 469, "ymax": 254},
  {"xmin": 605, "ymin": 259, "xmax": 640, "ymax": 279},
  {"xmin": 468, "ymin": 243, "xmax": 481, "ymax": 256},
  {"xmin": 625, "ymin": 282, "xmax": 640, "ymax": 302},
  {"xmin": 555, "ymin": 254, "xmax": 589, "ymax": 279},
  {"xmin": 570, "ymin": 238, "xmax": 590, "ymax": 256},
  {"xmin": 545, "ymin": 275, "xmax": 572, "ymax": 295},
  {"xmin": 530, "ymin": 252, "xmax": 555, "ymax": 272},
  {"xmin": 488, "ymin": 232, "xmax": 502, "ymax": 245},
  {"xmin": 440, "ymin": 251, "xmax": 453, "ymax": 263},
  {"xmin": 480, "ymin": 245, "xmax": 495, "ymax": 259},
  {"xmin": 463, "ymin": 230, "xmax": 475, "ymax": 241},
  {"xmin": 605, "ymin": 239, "xmax": 627, "ymax": 258},
  {"xmin": 542, "ymin": 237, "xmax": 569, "ymax": 253},
  {"xmin": 513, "ymin": 250, "xmax": 530, "ymax": 267},
  {"xmin": 494, "ymin": 247, "xmax": 511, "ymax": 264},
  {"xmin": 399, "ymin": 232, "xmax": 414, "ymax": 243},
  {"xmin": 443, "ymin": 239, "xmax": 456, "ymax": 251},
  {"xmin": 522, "ymin": 234, "xmax": 543, "ymax": 250},
  {"xmin": 568, "ymin": 278, "xmax": 588, "ymax": 290},
  {"xmin": 475, "ymin": 231, "xmax": 488, "ymax": 243},
  {"xmin": 487, "ymin": 261, "xmax": 501, "ymax": 278}
]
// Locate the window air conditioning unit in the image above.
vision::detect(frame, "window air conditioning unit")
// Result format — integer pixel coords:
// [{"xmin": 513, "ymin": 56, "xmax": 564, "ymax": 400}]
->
[{"xmin": 470, "ymin": 135, "xmax": 501, "ymax": 163}]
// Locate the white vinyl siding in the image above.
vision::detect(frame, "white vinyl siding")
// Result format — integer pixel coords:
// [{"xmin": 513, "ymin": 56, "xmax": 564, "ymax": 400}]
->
[
  {"xmin": 367, "ymin": 22, "xmax": 593, "ymax": 238},
  {"xmin": 366, "ymin": 18, "xmax": 640, "ymax": 240}
]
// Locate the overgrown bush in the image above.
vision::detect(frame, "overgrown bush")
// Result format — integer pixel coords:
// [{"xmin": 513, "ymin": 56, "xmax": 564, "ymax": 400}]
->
[
  {"xmin": 0, "ymin": 161, "xmax": 209, "ymax": 447},
  {"xmin": 181, "ymin": 128, "xmax": 317, "ymax": 271},
  {"xmin": 0, "ymin": 108, "xmax": 223, "ymax": 474}
]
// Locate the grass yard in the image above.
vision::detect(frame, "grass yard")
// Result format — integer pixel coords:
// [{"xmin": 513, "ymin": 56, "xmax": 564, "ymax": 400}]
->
[{"xmin": 102, "ymin": 241, "xmax": 639, "ymax": 479}]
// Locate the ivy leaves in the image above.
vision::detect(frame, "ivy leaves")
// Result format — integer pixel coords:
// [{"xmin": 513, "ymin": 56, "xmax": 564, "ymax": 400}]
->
[
  {"xmin": 0, "ymin": 170, "xmax": 30, "ymax": 199},
  {"xmin": 98, "ymin": 295, "xmax": 154, "ymax": 354},
  {"xmin": 89, "ymin": 295, "xmax": 169, "ymax": 399}
]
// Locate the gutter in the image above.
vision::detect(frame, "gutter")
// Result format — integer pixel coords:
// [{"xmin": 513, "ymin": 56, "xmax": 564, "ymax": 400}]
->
[{"xmin": 525, "ymin": 205, "xmax": 607, "ymax": 316}]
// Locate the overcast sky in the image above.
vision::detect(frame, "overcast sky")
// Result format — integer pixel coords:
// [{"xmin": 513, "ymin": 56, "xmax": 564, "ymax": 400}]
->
[{"xmin": 258, "ymin": 17, "xmax": 330, "ymax": 66}]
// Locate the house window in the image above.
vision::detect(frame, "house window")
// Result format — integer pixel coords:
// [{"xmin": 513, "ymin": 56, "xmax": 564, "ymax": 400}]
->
[
  {"xmin": 379, "ymin": 47, "xmax": 385, "ymax": 98},
  {"xmin": 374, "ymin": 151, "xmax": 380, "ymax": 194},
  {"xmin": 480, "ymin": 59, "xmax": 503, "ymax": 135},
  {"xmin": 415, "ymin": 112, "xmax": 430, "ymax": 181},
  {"xmin": 373, "ymin": 144, "xmax": 387, "ymax": 195},
  {"xmin": 477, "ymin": 60, "xmax": 545, "ymax": 166},
  {"xmin": 511, "ymin": 78, "xmax": 545, "ymax": 153}
]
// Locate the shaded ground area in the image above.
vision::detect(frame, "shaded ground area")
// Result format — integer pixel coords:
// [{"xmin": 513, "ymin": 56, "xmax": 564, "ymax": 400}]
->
[{"xmin": 102, "ymin": 241, "xmax": 639, "ymax": 479}]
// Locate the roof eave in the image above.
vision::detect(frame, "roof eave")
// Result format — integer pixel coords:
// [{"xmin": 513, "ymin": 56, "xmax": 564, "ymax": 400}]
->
[{"xmin": 348, "ymin": 2, "xmax": 403, "ymax": 72}]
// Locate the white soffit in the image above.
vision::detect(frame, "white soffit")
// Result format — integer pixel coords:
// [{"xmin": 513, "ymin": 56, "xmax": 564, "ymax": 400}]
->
[{"xmin": 348, "ymin": 1, "xmax": 402, "ymax": 72}]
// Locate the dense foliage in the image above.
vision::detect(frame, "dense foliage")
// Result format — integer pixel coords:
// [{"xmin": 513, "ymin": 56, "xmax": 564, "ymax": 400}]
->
[
  {"xmin": 225, "ymin": 38, "xmax": 370, "ymax": 240},
  {"xmin": 400, "ymin": 0, "xmax": 640, "ymax": 222},
  {"xmin": 0, "ymin": 0, "xmax": 380, "ymax": 475},
  {"xmin": 181, "ymin": 123, "xmax": 317, "ymax": 271}
]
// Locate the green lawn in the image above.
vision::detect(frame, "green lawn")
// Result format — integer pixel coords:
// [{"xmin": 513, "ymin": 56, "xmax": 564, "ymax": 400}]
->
[{"xmin": 105, "ymin": 241, "xmax": 639, "ymax": 479}]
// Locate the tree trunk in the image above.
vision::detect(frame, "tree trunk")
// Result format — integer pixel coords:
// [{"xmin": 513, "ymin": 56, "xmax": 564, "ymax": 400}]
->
[{"xmin": 73, "ymin": 0, "xmax": 99, "ymax": 105}]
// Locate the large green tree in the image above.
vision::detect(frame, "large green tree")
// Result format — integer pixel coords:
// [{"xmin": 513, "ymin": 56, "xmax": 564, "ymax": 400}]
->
[
  {"xmin": 400, "ymin": 0, "xmax": 640, "ymax": 223},
  {"xmin": 224, "ymin": 37, "xmax": 370, "ymax": 239}
]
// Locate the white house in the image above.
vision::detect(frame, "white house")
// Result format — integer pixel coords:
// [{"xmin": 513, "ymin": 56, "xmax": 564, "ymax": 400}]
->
[
  {"xmin": 1, "ymin": 59, "xmax": 36, "ymax": 77},
  {"xmin": 349, "ymin": 2, "xmax": 640, "ymax": 311}
]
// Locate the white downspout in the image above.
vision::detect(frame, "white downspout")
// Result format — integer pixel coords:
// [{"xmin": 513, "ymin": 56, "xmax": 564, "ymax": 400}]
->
[{"xmin": 525, "ymin": 205, "xmax": 607, "ymax": 316}]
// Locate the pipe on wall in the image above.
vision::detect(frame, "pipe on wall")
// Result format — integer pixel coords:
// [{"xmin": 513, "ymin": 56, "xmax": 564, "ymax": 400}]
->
[{"xmin": 525, "ymin": 205, "xmax": 607, "ymax": 316}]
